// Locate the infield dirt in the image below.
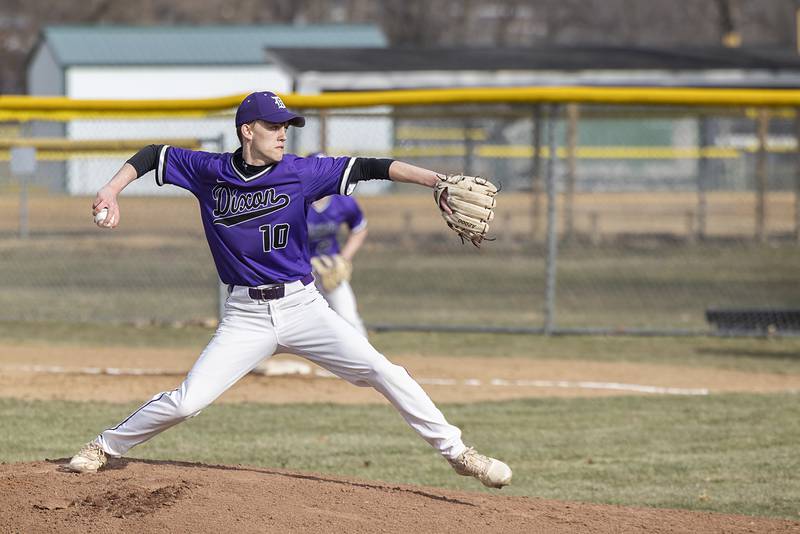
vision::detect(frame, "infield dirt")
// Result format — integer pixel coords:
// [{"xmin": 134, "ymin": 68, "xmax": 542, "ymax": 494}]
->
[
  {"xmin": 3, "ymin": 344, "xmax": 800, "ymax": 532},
  {"xmin": 2, "ymin": 459, "xmax": 799, "ymax": 533},
  {"xmin": 1, "ymin": 344, "xmax": 800, "ymax": 403}
]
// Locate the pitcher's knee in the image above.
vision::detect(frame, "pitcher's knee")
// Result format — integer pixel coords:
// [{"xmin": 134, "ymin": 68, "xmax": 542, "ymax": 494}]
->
[
  {"xmin": 172, "ymin": 396, "xmax": 207, "ymax": 419},
  {"xmin": 364, "ymin": 360, "xmax": 408, "ymax": 384},
  {"xmin": 174, "ymin": 405, "xmax": 202, "ymax": 420}
]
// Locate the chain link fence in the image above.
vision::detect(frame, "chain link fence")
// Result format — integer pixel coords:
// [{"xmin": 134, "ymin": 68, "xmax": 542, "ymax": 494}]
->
[{"xmin": 0, "ymin": 93, "xmax": 798, "ymax": 335}]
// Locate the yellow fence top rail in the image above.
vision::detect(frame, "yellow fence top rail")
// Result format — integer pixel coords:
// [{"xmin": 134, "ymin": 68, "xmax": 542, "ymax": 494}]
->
[
  {"xmin": 0, "ymin": 138, "xmax": 203, "ymax": 150},
  {"xmin": 2, "ymin": 86, "xmax": 800, "ymax": 120},
  {"xmin": 285, "ymin": 87, "xmax": 800, "ymax": 108}
]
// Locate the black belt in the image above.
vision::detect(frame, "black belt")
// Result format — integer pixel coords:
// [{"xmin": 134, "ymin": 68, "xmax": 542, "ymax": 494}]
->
[{"xmin": 243, "ymin": 273, "xmax": 315, "ymax": 301}]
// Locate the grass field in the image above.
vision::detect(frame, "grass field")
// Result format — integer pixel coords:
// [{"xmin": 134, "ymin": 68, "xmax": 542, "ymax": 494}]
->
[
  {"xmin": 0, "ymin": 191, "xmax": 797, "ymax": 331},
  {"xmin": 1, "ymin": 190, "xmax": 799, "ymax": 521},
  {"xmin": 2, "ymin": 394, "xmax": 798, "ymax": 519},
  {"xmin": 1, "ymin": 320, "xmax": 800, "ymax": 519},
  {"xmin": 1, "ymin": 235, "xmax": 798, "ymax": 330},
  {"xmin": 4, "ymin": 321, "xmax": 800, "ymax": 375},
  {"xmin": 3, "ymin": 244, "xmax": 800, "ymax": 330}
]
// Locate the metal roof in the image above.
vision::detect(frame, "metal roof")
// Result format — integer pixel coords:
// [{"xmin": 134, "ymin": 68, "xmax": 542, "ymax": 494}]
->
[
  {"xmin": 41, "ymin": 25, "xmax": 387, "ymax": 66},
  {"xmin": 266, "ymin": 45, "xmax": 800, "ymax": 73}
]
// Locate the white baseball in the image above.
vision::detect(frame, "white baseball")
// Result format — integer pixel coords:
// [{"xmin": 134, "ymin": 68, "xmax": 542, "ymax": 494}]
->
[{"xmin": 94, "ymin": 208, "xmax": 109, "ymax": 225}]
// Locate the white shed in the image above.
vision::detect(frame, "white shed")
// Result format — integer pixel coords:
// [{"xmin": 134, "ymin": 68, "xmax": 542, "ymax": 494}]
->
[
  {"xmin": 28, "ymin": 24, "xmax": 388, "ymax": 98},
  {"xmin": 25, "ymin": 24, "xmax": 388, "ymax": 194}
]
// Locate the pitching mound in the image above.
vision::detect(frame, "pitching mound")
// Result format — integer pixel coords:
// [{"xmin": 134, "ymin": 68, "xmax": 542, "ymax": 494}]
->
[{"xmin": 1, "ymin": 461, "xmax": 797, "ymax": 533}]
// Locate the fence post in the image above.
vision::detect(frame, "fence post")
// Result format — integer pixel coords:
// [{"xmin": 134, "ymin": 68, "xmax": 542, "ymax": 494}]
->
[
  {"xmin": 544, "ymin": 105, "xmax": 560, "ymax": 335},
  {"xmin": 531, "ymin": 105, "xmax": 543, "ymax": 240},
  {"xmin": 685, "ymin": 210, "xmax": 696, "ymax": 243},
  {"xmin": 19, "ymin": 168, "xmax": 29, "ymax": 239},
  {"xmin": 18, "ymin": 174, "xmax": 31, "ymax": 239},
  {"xmin": 564, "ymin": 103, "xmax": 578, "ymax": 241},
  {"xmin": 503, "ymin": 211, "xmax": 513, "ymax": 245},
  {"xmin": 402, "ymin": 210, "xmax": 414, "ymax": 248},
  {"xmin": 589, "ymin": 212, "xmax": 600, "ymax": 245},
  {"xmin": 10, "ymin": 146, "xmax": 37, "ymax": 240},
  {"xmin": 755, "ymin": 108, "xmax": 768, "ymax": 242},
  {"xmin": 696, "ymin": 114, "xmax": 710, "ymax": 240}
]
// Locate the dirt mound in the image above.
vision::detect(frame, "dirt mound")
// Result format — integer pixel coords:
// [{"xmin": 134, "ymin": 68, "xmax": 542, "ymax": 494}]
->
[{"xmin": 1, "ymin": 460, "xmax": 797, "ymax": 533}]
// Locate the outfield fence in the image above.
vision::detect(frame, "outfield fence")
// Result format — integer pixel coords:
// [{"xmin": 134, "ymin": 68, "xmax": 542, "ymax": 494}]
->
[{"xmin": 0, "ymin": 87, "xmax": 798, "ymax": 335}]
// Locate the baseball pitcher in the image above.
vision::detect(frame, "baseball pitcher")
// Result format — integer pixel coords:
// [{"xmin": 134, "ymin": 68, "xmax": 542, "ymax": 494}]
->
[{"xmin": 68, "ymin": 91, "xmax": 509, "ymax": 489}]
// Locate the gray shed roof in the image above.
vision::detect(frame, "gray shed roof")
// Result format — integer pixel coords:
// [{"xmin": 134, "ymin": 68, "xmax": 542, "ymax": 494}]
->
[
  {"xmin": 40, "ymin": 24, "xmax": 387, "ymax": 66},
  {"xmin": 267, "ymin": 45, "xmax": 800, "ymax": 73}
]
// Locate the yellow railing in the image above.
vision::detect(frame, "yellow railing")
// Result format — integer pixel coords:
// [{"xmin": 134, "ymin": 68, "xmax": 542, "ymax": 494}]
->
[
  {"xmin": 0, "ymin": 138, "xmax": 202, "ymax": 150},
  {"xmin": 0, "ymin": 138, "xmax": 204, "ymax": 161},
  {"xmin": 344, "ymin": 145, "xmax": 777, "ymax": 160},
  {"xmin": 2, "ymin": 86, "xmax": 800, "ymax": 120}
]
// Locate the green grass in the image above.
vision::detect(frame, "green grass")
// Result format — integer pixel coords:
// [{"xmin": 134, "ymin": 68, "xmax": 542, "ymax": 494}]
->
[
  {"xmin": 2, "ymin": 393, "xmax": 799, "ymax": 519},
  {"xmin": 3, "ymin": 321, "xmax": 799, "ymax": 375},
  {"xmin": 0, "ymin": 238, "xmax": 219, "ymax": 322},
  {"xmin": 1, "ymin": 236, "xmax": 798, "ymax": 331},
  {"xmin": 2, "ymin": 318, "xmax": 798, "ymax": 519},
  {"xmin": 554, "ymin": 243, "xmax": 800, "ymax": 329}
]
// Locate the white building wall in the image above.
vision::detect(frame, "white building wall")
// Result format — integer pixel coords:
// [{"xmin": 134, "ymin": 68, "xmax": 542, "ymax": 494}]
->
[
  {"xmin": 65, "ymin": 65, "xmax": 291, "ymax": 195},
  {"xmin": 65, "ymin": 65, "xmax": 291, "ymax": 99},
  {"xmin": 296, "ymin": 69, "xmax": 800, "ymax": 91}
]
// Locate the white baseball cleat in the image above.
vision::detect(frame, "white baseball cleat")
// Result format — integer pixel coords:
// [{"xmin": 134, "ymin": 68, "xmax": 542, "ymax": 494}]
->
[
  {"xmin": 448, "ymin": 447, "xmax": 512, "ymax": 488},
  {"xmin": 68, "ymin": 441, "xmax": 107, "ymax": 473}
]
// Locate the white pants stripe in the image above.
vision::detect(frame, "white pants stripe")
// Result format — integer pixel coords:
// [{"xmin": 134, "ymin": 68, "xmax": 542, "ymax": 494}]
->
[{"xmin": 97, "ymin": 283, "xmax": 465, "ymax": 460}]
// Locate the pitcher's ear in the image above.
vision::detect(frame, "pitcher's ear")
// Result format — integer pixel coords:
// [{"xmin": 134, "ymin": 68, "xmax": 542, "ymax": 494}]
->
[{"xmin": 240, "ymin": 122, "xmax": 255, "ymax": 142}]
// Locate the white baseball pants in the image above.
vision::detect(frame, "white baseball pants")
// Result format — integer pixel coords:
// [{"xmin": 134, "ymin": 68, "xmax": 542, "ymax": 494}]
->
[
  {"xmin": 97, "ymin": 281, "xmax": 466, "ymax": 460},
  {"xmin": 317, "ymin": 279, "xmax": 367, "ymax": 337}
]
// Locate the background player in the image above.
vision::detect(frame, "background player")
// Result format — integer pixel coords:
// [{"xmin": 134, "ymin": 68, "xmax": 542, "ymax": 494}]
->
[
  {"xmin": 306, "ymin": 153, "xmax": 368, "ymax": 337},
  {"xmin": 68, "ymin": 91, "xmax": 512, "ymax": 489}
]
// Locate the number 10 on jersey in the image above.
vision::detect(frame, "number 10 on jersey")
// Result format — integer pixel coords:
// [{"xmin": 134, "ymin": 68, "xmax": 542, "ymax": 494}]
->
[{"xmin": 259, "ymin": 223, "xmax": 290, "ymax": 252}]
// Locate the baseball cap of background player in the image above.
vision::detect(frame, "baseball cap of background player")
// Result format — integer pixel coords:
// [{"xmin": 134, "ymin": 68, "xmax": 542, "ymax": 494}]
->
[{"xmin": 235, "ymin": 91, "xmax": 306, "ymax": 128}]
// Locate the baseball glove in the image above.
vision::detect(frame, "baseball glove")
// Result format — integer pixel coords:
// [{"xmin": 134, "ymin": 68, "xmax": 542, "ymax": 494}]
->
[
  {"xmin": 433, "ymin": 174, "xmax": 498, "ymax": 247},
  {"xmin": 311, "ymin": 254, "xmax": 352, "ymax": 292}
]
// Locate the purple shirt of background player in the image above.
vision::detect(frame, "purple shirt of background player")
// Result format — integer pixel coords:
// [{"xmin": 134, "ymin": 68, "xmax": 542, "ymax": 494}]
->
[{"xmin": 308, "ymin": 195, "xmax": 367, "ymax": 258}]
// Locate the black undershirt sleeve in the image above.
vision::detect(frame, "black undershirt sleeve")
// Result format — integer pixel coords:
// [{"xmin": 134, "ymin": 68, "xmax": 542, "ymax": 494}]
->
[
  {"xmin": 126, "ymin": 144, "xmax": 164, "ymax": 178},
  {"xmin": 130, "ymin": 150, "xmax": 392, "ymax": 182},
  {"xmin": 348, "ymin": 157, "xmax": 394, "ymax": 182}
]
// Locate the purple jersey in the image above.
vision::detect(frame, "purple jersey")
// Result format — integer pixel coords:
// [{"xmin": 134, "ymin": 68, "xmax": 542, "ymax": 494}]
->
[
  {"xmin": 307, "ymin": 195, "xmax": 367, "ymax": 257},
  {"xmin": 156, "ymin": 146, "xmax": 356, "ymax": 285}
]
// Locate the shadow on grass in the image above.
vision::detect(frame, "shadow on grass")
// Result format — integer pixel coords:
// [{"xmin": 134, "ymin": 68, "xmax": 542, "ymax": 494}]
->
[
  {"xmin": 47, "ymin": 457, "xmax": 477, "ymax": 507},
  {"xmin": 695, "ymin": 347, "xmax": 800, "ymax": 360}
]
